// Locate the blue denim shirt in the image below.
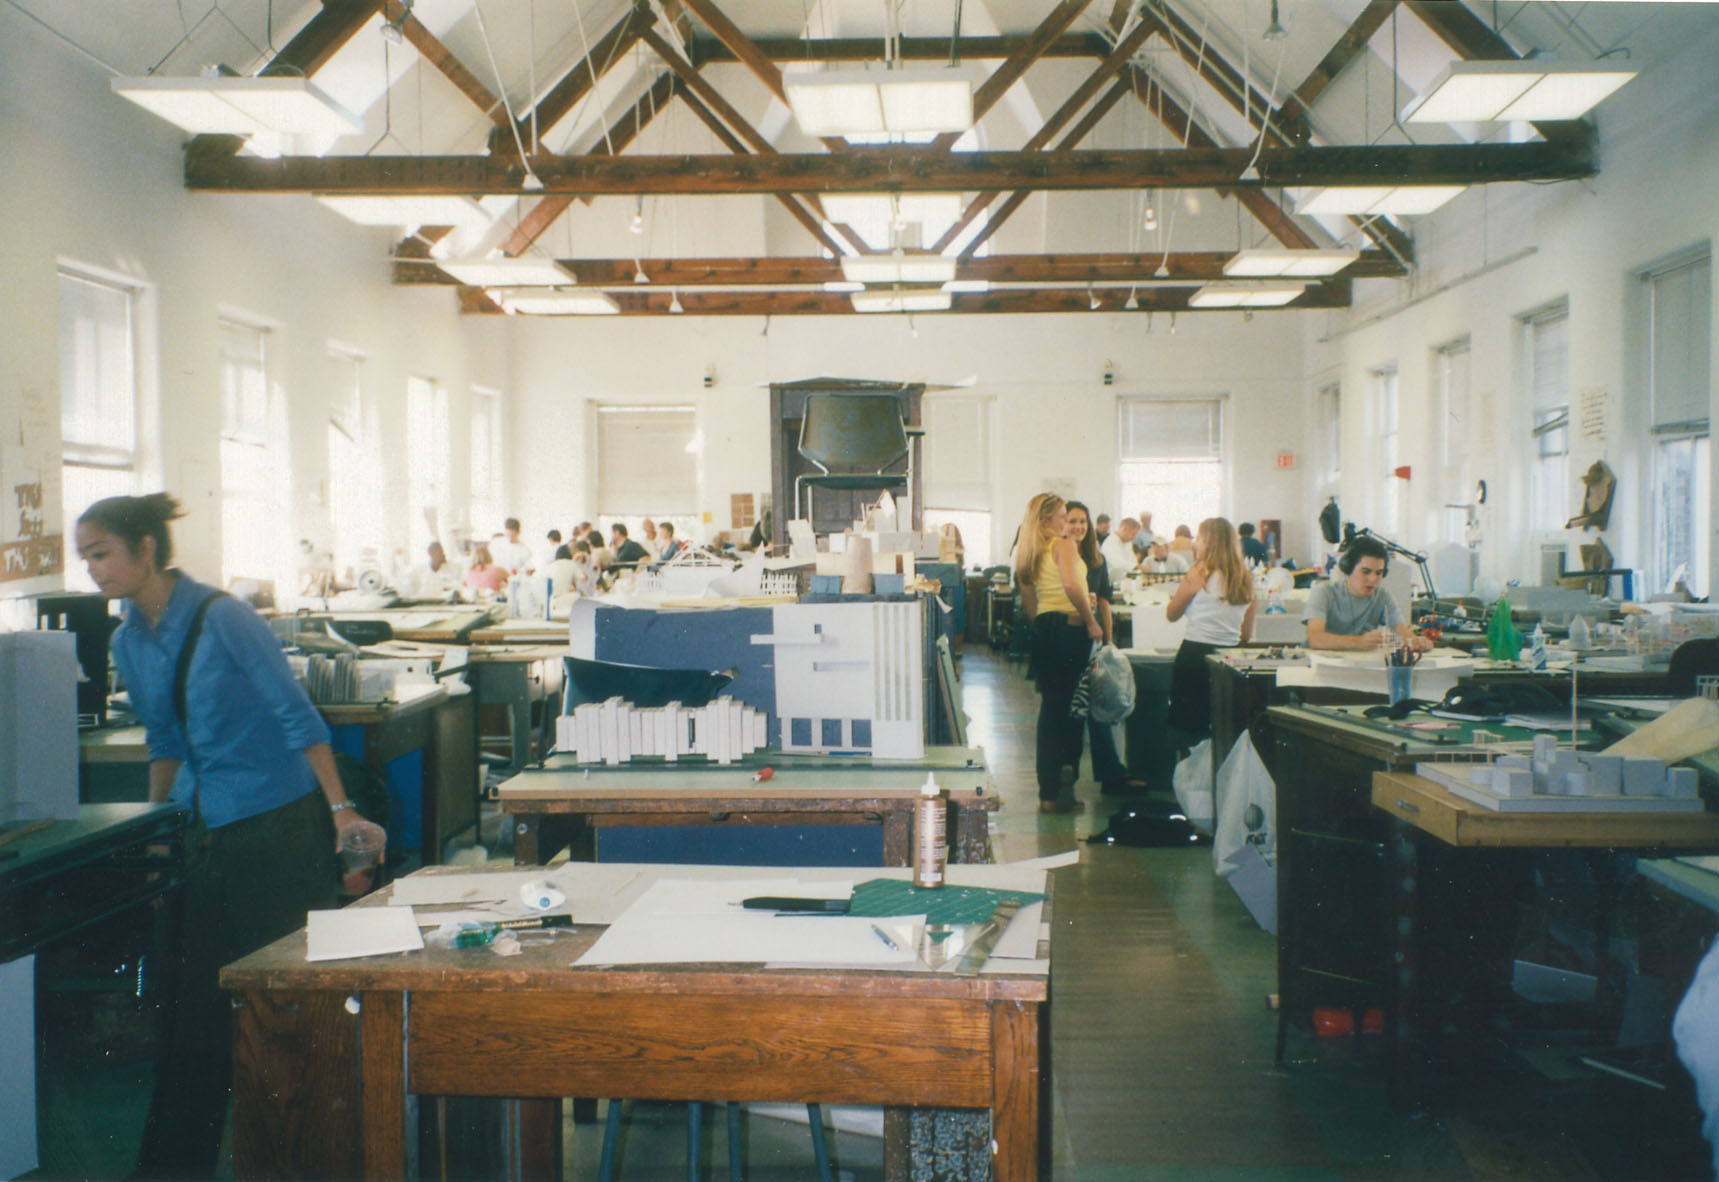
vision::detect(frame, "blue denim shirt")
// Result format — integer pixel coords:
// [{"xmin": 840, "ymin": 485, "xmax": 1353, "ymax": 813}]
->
[{"xmin": 110, "ymin": 573, "xmax": 330, "ymax": 828}]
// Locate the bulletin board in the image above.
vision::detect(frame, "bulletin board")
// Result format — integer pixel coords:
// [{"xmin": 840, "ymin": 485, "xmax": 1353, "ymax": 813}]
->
[{"xmin": 1, "ymin": 383, "xmax": 65, "ymax": 596}]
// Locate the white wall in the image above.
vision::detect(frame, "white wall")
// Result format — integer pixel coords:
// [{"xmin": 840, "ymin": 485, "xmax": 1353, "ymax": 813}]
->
[
  {"xmin": 0, "ymin": 6, "xmax": 511, "ymax": 586},
  {"xmin": 1305, "ymin": 15, "xmax": 1719, "ymax": 595},
  {"xmin": 506, "ymin": 308, "xmax": 1312, "ymax": 567}
]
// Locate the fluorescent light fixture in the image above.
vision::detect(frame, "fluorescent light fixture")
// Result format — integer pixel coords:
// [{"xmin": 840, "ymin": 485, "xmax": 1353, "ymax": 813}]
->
[
  {"xmin": 821, "ymin": 280, "xmax": 866, "ymax": 293},
  {"xmin": 439, "ymin": 257, "xmax": 570, "ymax": 286},
  {"xmin": 1189, "ymin": 282, "xmax": 1307, "ymax": 308},
  {"xmin": 942, "ymin": 279, "xmax": 990, "ymax": 294},
  {"xmin": 1295, "ymin": 186, "xmax": 1466, "ymax": 216},
  {"xmin": 786, "ymin": 68, "xmax": 973, "ymax": 137},
  {"xmin": 840, "ymin": 254, "xmax": 958, "ymax": 285},
  {"xmin": 113, "ymin": 75, "xmax": 363, "ymax": 137},
  {"xmin": 487, "ymin": 288, "xmax": 620, "ymax": 315},
  {"xmin": 1402, "ymin": 60, "xmax": 1636, "ymax": 124},
  {"xmin": 850, "ymin": 290, "xmax": 952, "ymax": 313},
  {"xmin": 820, "ymin": 193, "xmax": 963, "ymax": 226},
  {"xmin": 317, "ymin": 195, "xmax": 492, "ymax": 231},
  {"xmin": 1224, "ymin": 248, "xmax": 1359, "ymax": 278}
]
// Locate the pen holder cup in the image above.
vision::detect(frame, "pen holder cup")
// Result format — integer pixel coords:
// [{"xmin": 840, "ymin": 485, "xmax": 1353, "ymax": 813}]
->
[{"xmin": 1386, "ymin": 665, "xmax": 1414, "ymax": 705}]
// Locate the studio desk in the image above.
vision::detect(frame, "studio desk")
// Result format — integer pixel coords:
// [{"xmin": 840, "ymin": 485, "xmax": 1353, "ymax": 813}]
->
[
  {"xmin": 1267, "ymin": 703, "xmax": 1719, "ymax": 1108},
  {"xmin": 499, "ymin": 747, "xmax": 996, "ymax": 868},
  {"xmin": 219, "ymin": 865, "xmax": 1052, "ymax": 1182}
]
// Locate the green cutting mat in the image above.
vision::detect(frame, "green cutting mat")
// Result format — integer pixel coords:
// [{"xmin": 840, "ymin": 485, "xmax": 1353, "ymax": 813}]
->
[{"xmin": 847, "ymin": 878, "xmax": 1045, "ymax": 925}]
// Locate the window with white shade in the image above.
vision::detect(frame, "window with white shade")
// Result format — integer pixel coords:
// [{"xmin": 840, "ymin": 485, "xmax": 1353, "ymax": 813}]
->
[
  {"xmin": 922, "ymin": 395, "xmax": 994, "ymax": 566},
  {"xmin": 406, "ymin": 376, "xmax": 449, "ymax": 557},
  {"xmin": 1432, "ymin": 338, "xmax": 1472, "ymax": 543},
  {"xmin": 1116, "ymin": 397, "xmax": 1224, "ymax": 536},
  {"xmin": 326, "ymin": 346, "xmax": 382, "ymax": 583},
  {"xmin": 594, "ymin": 405, "xmax": 698, "ymax": 519},
  {"xmin": 1642, "ymin": 248, "xmax": 1711, "ymax": 596},
  {"xmin": 1523, "ymin": 304, "xmax": 1570, "ymax": 535},
  {"xmin": 1370, "ymin": 365, "xmax": 1401, "ymax": 537},
  {"xmin": 470, "ymin": 386, "xmax": 503, "ymax": 538},
  {"xmin": 59, "ymin": 268, "xmax": 142, "ymax": 589},
  {"xmin": 219, "ymin": 317, "xmax": 288, "ymax": 589},
  {"xmin": 1315, "ymin": 382, "xmax": 1341, "ymax": 488}
]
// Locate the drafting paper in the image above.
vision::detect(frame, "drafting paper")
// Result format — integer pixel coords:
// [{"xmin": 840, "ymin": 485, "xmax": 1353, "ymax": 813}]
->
[
  {"xmin": 306, "ymin": 907, "xmax": 424, "ymax": 962},
  {"xmin": 580, "ymin": 912, "xmax": 914, "ymax": 968}
]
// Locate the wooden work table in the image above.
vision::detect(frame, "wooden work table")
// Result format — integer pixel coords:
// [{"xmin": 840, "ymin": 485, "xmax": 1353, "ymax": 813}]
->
[
  {"xmin": 220, "ymin": 867, "xmax": 1050, "ymax": 1181},
  {"xmin": 499, "ymin": 749, "xmax": 996, "ymax": 866}
]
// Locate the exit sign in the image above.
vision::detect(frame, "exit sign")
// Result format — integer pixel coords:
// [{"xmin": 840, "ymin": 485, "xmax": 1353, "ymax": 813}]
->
[{"xmin": 1276, "ymin": 452, "xmax": 1296, "ymax": 469}]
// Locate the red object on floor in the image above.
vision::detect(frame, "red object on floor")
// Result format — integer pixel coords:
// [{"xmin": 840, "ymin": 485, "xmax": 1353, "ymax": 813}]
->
[{"xmin": 1312, "ymin": 1007, "xmax": 1384, "ymax": 1036}]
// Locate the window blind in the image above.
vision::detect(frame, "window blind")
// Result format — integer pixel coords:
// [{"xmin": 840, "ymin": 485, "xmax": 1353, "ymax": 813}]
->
[
  {"xmin": 1528, "ymin": 307, "xmax": 1568, "ymax": 412},
  {"xmin": 60, "ymin": 271, "xmax": 138, "ymax": 457},
  {"xmin": 1646, "ymin": 251, "xmax": 1711, "ymax": 434},
  {"xmin": 1117, "ymin": 398, "xmax": 1221, "ymax": 460},
  {"xmin": 595, "ymin": 405, "xmax": 697, "ymax": 516},
  {"xmin": 923, "ymin": 395, "xmax": 992, "ymax": 510}
]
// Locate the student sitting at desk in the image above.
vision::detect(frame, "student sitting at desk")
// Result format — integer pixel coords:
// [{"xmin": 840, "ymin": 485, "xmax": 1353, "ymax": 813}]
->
[
  {"xmin": 464, "ymin": 545, "xmax": 506, "ymax": 595},
  {"xmin": 1303, "ymin": 535, "xmax": 1432, "ymax": 652},
  {"xmin": 75, "ymin": 493, "xmax": 361, "ymax": 1180},
  {"xmin": 402, "ymin": 539, "xmax": 457, "ymax": 599},
  {"xmin": 611, "ymin": 522, "xmax": 652, "ymax": 568}
]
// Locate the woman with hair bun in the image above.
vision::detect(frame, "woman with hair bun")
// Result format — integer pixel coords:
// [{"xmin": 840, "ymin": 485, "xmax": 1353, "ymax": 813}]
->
[
  {"xmin": 1014, "ymin": 492, "xmax": 1102, "ymax": 813},
  {"xmin": 75, "ymin": 492, "xmax": 362, "ymax": 1180}
]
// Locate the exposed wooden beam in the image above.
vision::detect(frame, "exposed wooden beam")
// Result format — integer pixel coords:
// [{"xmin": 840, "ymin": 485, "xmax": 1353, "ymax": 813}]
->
[
  {"xmin": 675, "ymin": 0, "xmax": 849, "ymax": 153},
  {"xmin": 934, "ymin": 19, "xmax": 1150, "ymax": 254},
  {"xmin": 527, "ymin": 251, "xmax": 1403, "ymax": 286},
  {"xmin": 1108, "ymin": 2, "xmax": 1136, "ymax": 35},
  {"xmin": 496, "ymin": 72, "xmax": 681, "ymax": 257},
  {"xmin": 959, "ymin": 78, "xmax": 1133, "ymax": 256},
  {"xmin": 1279, "ymin": 0, "xmax": 1399, "ymax": 142},
  {"xmin": 491, "ymin": 5, "xmax": 656, "ymax": 156},
  {"xmin": 187, "ymin": 141, "xmax": 1598, "ymax": 196},
  {"xmin": 1403, "ymin": 0, "xmax": 1591, "ymax": 144},
  {"xmin": 675, "ymin": 88, "xmax": 849, "ymax": 258},
  {"xmin": 930, "ymin": 0, "xmax": 1094, "ymax": 150},
  {"xmin": 684, "ymin": 33, "xmax": 1113, "ymax": 65},
  {"xmin": 381, "ymin": 0, "xmax": 505, "ymax": 130},
  {"xmin": 453, "ymin": 279, "xmax": 1353, "ymax": 316},
  {"xmin": 1119, "ymin": 64, "xmax": 1317, "ymax": 251},
  {"xmin": 1143, "ymin": 6, "xmax": 1294, "ymax": 148}
]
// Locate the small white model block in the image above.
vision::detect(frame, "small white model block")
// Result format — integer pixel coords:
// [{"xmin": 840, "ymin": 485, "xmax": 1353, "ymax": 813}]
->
[
  {"xmin": 555, "ymin": 696, "xmax": 769, "ymax": 766},
  {"xmin": 1586, "ymin": 754, "xmax": 1622, "ymax": 795},
  {"xmin": 1622, "ymin": 757, "xmax": 1664, "ymax": 797},
  {"xmin": 1668, "ymin": 768, "xmax": 1700, "ymax": 799},
  {"xmin": 1498, "ymin": 769, "xmax": 1536, "ymax": 797}
]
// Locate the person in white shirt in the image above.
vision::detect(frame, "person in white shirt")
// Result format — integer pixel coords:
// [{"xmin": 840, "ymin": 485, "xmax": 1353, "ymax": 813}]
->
[
  {"xmin": 1164, "ymin": 517, "xmax": 1257, "ymax": 741},
  {"xmin": 1100, "ymin": 517, "xmax": 1140, "ymax": 579},
  {"xmin": 487, "ymin": 517, "xmax": 534, "ymax": 574},
  {"xmin": 535, "ymin": 529, "xmax": 564, "ymax": 574},
  {"xmin": 402, "ymin": 541, "xmax": 457, "ymax": 599}
]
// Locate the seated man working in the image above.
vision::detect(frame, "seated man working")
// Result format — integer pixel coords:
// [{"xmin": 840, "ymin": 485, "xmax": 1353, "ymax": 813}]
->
[{"xmin": 1304, "ymin": 535, "xmax": 1432, "ymax": 652}]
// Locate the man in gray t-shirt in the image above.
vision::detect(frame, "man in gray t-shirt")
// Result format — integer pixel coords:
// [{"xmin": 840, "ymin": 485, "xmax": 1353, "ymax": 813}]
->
[{"xmin": 1303, "ymin": 536, "xmax": 1431, "ymax": 652}]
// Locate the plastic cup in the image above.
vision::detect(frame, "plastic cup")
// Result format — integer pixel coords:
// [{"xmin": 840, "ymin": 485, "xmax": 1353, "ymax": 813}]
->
[
  {"xmin": 1386, "ymin": 665, "xmax": 1413, "ymax": 705},
  {"xmin": 338, "ymin": 819, "xmax": 386, "ymax": 874}
]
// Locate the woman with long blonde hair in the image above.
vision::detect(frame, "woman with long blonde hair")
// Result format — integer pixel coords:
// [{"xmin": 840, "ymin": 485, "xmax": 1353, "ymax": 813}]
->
[
  {"xmin": 1015, "ymin": 492, "xmax": 1103, "ymax": 812},
  {"xmin": 1165, "ymin": 516, "xmax": 1257, "ymax": 740}
]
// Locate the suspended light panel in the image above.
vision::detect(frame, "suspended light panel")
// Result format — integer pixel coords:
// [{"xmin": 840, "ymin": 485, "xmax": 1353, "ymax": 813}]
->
[
  {"xmin": 113, "ymin": 74, "xmax": 363, "ymax": 137},
  {"xmin": 786, "ymin": 68, "xmax": 973, "ymax": 137},
  {"xmin": 1223, "ymin": 249, "xmax": 1359, "ymax": 278},
  {"xmin": 1402, "ymin": 60, "xmax": 1636, "ymax": 124},
  {"xmin": 839, "ymin": 255, "xmax": 958, "ymax": 285},
  {"xmin": 438, "ymin": 257, "xmax": 571, "ymax": 286},
  {"xmin": 1295, "ymin": 186, "xmax": 1466, "ymax": 216},
  {"xmin": 487, "ymin": 289, "xmax": 619, "ymax": 315}
]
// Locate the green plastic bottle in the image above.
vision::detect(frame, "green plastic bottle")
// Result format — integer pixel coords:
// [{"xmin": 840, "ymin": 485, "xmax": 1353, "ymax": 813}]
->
[{"xmin": 1485, "ymin": 595, "xmax": 1524, "ymax": 661}]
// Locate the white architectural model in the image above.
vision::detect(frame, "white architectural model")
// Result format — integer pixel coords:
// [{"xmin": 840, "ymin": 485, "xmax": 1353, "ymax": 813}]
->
[
  {"xmin": 555, "ymin": 696, "xmax": 768, "ymax": 766},
  {"xmin": 1420, "ymin": 733, "xmax": 1700, "ymax": 812}
]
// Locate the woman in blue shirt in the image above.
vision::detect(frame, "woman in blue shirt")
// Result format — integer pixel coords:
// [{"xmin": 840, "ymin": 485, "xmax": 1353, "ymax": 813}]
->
[{"xmin": 76, "ymin": 493, "xmax": 363, "ymax": 1180}]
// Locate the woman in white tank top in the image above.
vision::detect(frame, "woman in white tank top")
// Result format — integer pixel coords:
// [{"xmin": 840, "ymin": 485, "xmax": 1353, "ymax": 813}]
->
[{"xmin": 1165, "ymin": 517, "xmax": 1257, "ymax": 741}]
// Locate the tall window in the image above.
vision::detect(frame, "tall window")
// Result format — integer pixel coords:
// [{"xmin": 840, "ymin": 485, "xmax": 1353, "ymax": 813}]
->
[
  {"xmin": 406, "ymin": 377, "xmax": 450, "ymax": 557},
  {"xmin": 1524, "ymin": 304, "xmax": 1570, "ymax": 534},
  {"xmin": 1315, "ymin": 382, "xmax": 1341, "ymax": 488},
  {"xmin": 1116, "ymin": 398, "xmax": 1223, "ymax": 536},
  {"xmin": 59, "ymin": 268, "xmax": 141, "ymax": 588},
  {"xmin": 218, "ymin": 317, "xmax": 287, "ymax": 589},
  {"xmin": 1643, "ymin": 249, "xmax": 1711, "ymax": 596},
  {"xmin": 594, "ymin": 405, "xmax": 698, "ymax": 523},
  {"xmin": 326, "ymin": 346, "xmax": 382, "ymax": 582},
  {"xmin": 470, "ymin": 386, "xmax": 502, "ymax": 539},
  {"xmin": 1370, "ymin": 366, "xmax": 1401, "ymax": 537},
  {"xmin": 922, "ymin": 395, "xmax": 994, "ymax": 567},
  {"xmin": 1433, "ymin": 338, "xmax": 1472, "ymax": 543}
]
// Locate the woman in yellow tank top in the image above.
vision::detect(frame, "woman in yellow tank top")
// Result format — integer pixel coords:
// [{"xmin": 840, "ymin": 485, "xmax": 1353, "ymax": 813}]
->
[{"xmin": 1013, "ymin": 493, "xmax": 1103, "ymax": 813}]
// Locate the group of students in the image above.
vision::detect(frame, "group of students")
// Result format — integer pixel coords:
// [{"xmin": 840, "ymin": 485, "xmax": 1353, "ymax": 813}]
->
[
  {"xmin": 1014, "ymin": 492, "xmax": 1428, "ymax": 812},
  {"xmin": 408, "ymin": 516, "xmax": 688, "ymax": 599}
]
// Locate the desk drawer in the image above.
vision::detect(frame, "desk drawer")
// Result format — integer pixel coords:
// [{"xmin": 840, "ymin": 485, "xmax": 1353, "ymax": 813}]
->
[{"xmin": 1374, "ymin": 774, "xmax": 1466, "ymax": 844}]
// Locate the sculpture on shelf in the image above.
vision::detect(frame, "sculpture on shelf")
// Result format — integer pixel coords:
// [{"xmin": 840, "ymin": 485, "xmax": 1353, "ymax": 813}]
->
[{"xmin": 1565, "ymin": 460, "xmax": 1616, "ymax": 530}]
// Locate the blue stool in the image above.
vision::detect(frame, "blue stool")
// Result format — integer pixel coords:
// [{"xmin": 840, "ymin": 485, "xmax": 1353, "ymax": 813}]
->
[{"xmin": 598, "ymin": 1099, "xmax": 834, "ymax": 1181}]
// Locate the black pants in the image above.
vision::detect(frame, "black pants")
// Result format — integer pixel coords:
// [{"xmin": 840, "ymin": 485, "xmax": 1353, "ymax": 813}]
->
[
  {"xmin": 1031, "ymin": 614, "xmax": 1092, "ymax": 801},
  {"xmin": 136, "ymin": 789, "xmax": 337, "ymax": 1180},
  {"xmin": 1169, "ymin": 639, "xmax": 1221, "ymax": 740}
]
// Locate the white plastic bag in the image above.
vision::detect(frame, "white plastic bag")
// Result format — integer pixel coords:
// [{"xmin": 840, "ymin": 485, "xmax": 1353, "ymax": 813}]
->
[
  {"xmin": 1171, "ymin": 739, "xmax": 1214, "ymax": 834},
  {"xmin": 1078, "ymin": 643, "xmax": 1136, "ymax": 724},
  {"xmin": 1212, "ymin": 732, "xmax": 1275, "ymax": 879}
]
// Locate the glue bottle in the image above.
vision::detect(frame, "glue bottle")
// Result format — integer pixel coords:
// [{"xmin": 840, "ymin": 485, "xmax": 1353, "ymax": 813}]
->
[{"xmin": 914, "ymin": 773, "xmax": 947, "ymax": 889}]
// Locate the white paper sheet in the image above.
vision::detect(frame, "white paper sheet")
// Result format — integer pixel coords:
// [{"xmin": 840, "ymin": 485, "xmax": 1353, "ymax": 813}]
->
[{"xmin": 306, "ymin": 907, "xmax": 425, "ymax": 962}]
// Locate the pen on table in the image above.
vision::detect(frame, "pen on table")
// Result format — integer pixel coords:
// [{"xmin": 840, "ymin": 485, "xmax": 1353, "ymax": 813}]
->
[
  {"xmin": 870, "ymin": 923, "xmax": 901, "ymax": 951},
  {"xmin": 494, "ymin": 914, "xmax": 575, "ymax": 931}
]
